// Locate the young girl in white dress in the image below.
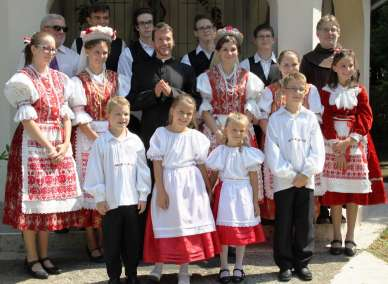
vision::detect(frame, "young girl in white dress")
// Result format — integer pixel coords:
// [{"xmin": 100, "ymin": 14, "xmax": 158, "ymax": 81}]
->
[
  {"xmin": 143, "ymin": 94, "xmax": 220, "ymax": 284},
  {"xmin": 206, "ymin": 112, "xmax": 265, "ymax": 283}
]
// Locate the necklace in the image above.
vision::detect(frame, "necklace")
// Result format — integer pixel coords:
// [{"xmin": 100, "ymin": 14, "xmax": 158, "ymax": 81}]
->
[
  {"xmin": 217, "ymin": 63, "xmax": 238, "ymax": 114},
  {"xmin": 87, "ymin": 68, "xmax": 107, "ymax": 120}
]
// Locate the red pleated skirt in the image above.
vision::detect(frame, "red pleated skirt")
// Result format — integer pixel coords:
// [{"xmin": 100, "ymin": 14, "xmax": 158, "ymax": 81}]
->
[
  {"xmin": 212, "ymin": 181, "xmax": 266, "ymax": 246},
  {"xmin": 2, "ymin": 125, "xmax": 83, "ymax": 231},
  {"xmin": 143, "ymin": 210, "xmax": 220, "ymax": 264}
]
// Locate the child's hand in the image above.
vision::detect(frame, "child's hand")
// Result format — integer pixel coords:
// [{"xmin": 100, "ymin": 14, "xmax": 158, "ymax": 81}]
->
[
  {"xmin": 254, "ymin": 202, "xmax": 260, "ymax": 217},
  {"xmin": 157, "ymin": 190, "xmax": 169, "ymax": 210},
  {"xmin": 332, "ymin": 140, "xmax": 349, "ymax": 154},
  {"xmin": 138, "ymin": 201, "xmax": 147, "ymax": 214},
  {"xmin": 292, "ymin": 174, "xmax": 308, "ymax": 188},
  {"xmin": 96, "ymin": 201, "xmax": 109, "ymax": 215},
  {"xmin": 335, "ymin": 154, "xmax": 347, "ymax": 171}
]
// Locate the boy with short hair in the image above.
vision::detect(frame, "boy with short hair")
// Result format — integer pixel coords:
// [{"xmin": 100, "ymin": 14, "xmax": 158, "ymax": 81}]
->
[{"xmin": 265, "ymin": 72, "xmax": 325, "ymax": 282}]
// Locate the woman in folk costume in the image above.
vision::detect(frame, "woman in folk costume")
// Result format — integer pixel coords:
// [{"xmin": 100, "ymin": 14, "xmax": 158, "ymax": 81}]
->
[
  {"xmin": 69, "ymin": 26, "xmax": 130, "ymax": 262},
  {"xmin": 318, "ymin": 49, "xmax": 387, "ymax": 257},
  {"xmin": 196, "ymin": 26, "xmax": 265, "ymax": 209},
  {"xmin": 257, "ymin": 50, "xmax": 323, "ymax": 220},
  {"xmin": 3, "ymin": 32, "xmax": 82, "ymax": 279}
]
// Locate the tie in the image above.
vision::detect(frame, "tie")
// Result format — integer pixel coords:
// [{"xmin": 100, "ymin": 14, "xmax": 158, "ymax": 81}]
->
[{"xmin": 49, "ymin": 56, "xmax": 59, "ymax": 70}]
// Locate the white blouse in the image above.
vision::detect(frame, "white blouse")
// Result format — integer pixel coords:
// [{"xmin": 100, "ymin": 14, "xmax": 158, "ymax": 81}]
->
[
  {"xmin": 147, "ymin": 127, "xmax": 210, "ymax": 168},
  {"xmin": 4, "ymin": 67, "xmax": 74, "ymax": 122},
  {"xmin": 206, "ymin": 145, "xmax": 264, "ymax": 181},
  {"xmin": 264, "ymin": 106, "xmax": 325, "ymax": 192},
  {"xmin": 69, "ymin": 68, "xmax": 131, "ymax": 125},
  {"xmin": 83, "ymin": 130, "xmax": 151, "ymax": 210},
  {"xmin": 196, "ymin": 66, "xmax": 264, "ymax": 119},
  {"xmin": 259, "ymin": 84, "xmax": 323, "ymax": 120}
]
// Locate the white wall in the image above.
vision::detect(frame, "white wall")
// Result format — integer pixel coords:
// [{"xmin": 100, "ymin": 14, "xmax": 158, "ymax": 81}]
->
[{"xmin": 0, "ymin": 0, "xmax": 49, "ymax": 201}]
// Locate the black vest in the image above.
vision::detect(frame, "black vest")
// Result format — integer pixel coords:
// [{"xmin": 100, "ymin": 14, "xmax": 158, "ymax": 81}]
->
[
  {"xmin": 248, "ymin": 56, "xmax": 281, "ymax": 86},
  {"xmin": 128, "ymin": 40, "xmax": 154, "ymax": 70},
  {"xmin": 76, "ymin": 37, "xmax": 124, "ymax": 72},
  {"xmin": 187, "ymin": 49, "xmax": 213, "ymax": 76}
]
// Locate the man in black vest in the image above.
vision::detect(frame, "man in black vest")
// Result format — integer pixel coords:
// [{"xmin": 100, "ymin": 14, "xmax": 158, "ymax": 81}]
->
[
  {"xmin": 71, "ymin": 3, "xmax": 126, "ymax": 72},
  {"xmin": 240, "ymin": 24, "xmax": 281, "ymax": 86},
  {"xmin": 181, "ymin": 14, "xmax": 216, "ymax": 76},
  {"xmin": 118, "ymin": 7, "xmax": 155, "ymax": 135},
  {"xmin": 128, "ymin": 22, "xmax": 199, "ymax": 150}
]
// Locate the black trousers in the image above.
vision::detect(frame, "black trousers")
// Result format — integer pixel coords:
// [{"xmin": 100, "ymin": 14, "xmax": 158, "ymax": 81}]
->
[
  {"xmin": 273, "ymin": 187, "xmax": 314, "ymax": 270},
  {"xmin": 103, "ymin": 205, "xmax": 140, "ymax": 280}
]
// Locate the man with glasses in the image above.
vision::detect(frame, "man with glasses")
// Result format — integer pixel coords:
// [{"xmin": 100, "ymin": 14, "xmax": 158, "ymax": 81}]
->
[
  {"xmin": 71, "ymin": 3, "xmax": 126, "ymax": 72},
  {"xmin": 17, "ymin": 14, "xmax": 79, "ymax": 77},
  {"xmin": 118, "ymin": 7, "xmax": 155, "ymax": 135},
  {"xmin": 300, "ymin": 15, "xmax": 341, "ymax": 91},
  {"xmin": 181, "ymin": 15, "xmax": 216, "ymax": 76},
  {"xmin": 240, "ymin": 24, "xmax": 281, "ymax": 86}
]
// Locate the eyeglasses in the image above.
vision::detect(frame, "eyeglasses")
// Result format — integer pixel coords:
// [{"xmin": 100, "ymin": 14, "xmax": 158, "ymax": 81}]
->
[
  {"xmin": 45, "ymin": 25, "xmax": 68, "ymax": 32},
  {"xmin": 137, "ymin": 20, "xmax": 153, "ymax": 27},
  {"xmin": 36, "ymin": 45, "xmax": 57, "ymax": 54},
  {"xmin": 284, "ymin": 87, "xmax": 306, "ymax": 93},
  {"xmin": 257, "ymin": 34, "xmax": 273, "ymax": 39},
  {"xmin": 196, "ymin": 25, "xmax": 214, "ymax": 32},
  {"xmin": 320, "ymin": 27, "xmax": 339, "ymax": 33}
]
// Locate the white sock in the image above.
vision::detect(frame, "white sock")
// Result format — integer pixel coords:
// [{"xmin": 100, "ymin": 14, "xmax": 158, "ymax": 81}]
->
[
  {"xmin": 235, "ymin": 246, "xmax": 245, "ymax": 270},
  {"xmin": 179, "ymin": 263, "xmax": 189, "ymax": 275}
]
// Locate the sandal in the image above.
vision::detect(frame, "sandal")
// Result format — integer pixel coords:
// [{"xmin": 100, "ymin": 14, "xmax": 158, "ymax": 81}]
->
[
  {"xmin": 329, "ymin": 240, "xmax": 343, "ymax": 255},
  {"xmin": 86, "ymin": 246, "xmax": 104, "ymax": 263},
  {"xmin": 40, "ymin": 257, "xmax": 62, "ymax": 275},
  {"xmin": 344, "ymin": 240, "xmax": 357, "ymax": 257},
  {"xmin": 217, "ymin": 269, "xmax": 231, "ymax": 284},
  {"xmin": 232, "ymin": 268, "xmax": 246, "ymax": 283},
  {"xmin": 24, "ymin": 259, "xmax": 49, "ymax": 279}
]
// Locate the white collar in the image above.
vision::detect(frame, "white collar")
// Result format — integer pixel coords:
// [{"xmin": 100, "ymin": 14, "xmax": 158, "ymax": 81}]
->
[
  {"xmin": 278, "ymin": 105, "xmax": 308, "ymax": 117},
  {"xmin": 106, "ymin": 129, "xmax": 131, "ymax": 142},
  {"xmin": 322, "ymin": 84, "xmax": 360, "ymax": 110},
  {"xmin": 196, "ymin": 44, "xmax": 213, "ymax": 59},
  {"xmin": 254, "ymin": 52, "xmax": 277, "ymax": 63},
  {"xmin": 139, "ymin": 39, "xmax": 154, "ymax": 50}
]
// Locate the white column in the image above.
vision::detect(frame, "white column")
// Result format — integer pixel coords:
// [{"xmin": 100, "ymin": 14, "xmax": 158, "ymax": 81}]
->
[
  {"xmin": 269, "ymin": 0, "xmax": 322, "ymax": 56},
  {"xmin": 0, "ymin": 0, "xmax": 49, "ymax": 201}
]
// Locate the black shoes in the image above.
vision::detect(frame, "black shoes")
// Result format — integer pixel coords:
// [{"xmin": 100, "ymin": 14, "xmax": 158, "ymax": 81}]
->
[
  {"xmin": 217, "ymin": 269, "xmax": 231, "ymax": 283},
  {"xmin": 278, "ymin": 269, "xmax": 292, "ymax": 282},
  {"xmin": 330, "ymin": 240, "xmax": 343, "ymax": 255},
  {"xmin": 25, "ymin": 259, "xmax": 49, "ymax": 279},
  {"xmin": 40, "ymin": 257, "xmax": 62, "ymax": 275},
  {"xmin": 344, "ymin": 240, "xmax": 357, "ymax": 257},
  {"xmin": 232, "ymin": 268, "xmax": 245, "ymax": 283},
  {"xmin": 296, "ymin": 267, "xmax": 313, "ymax": 281},
  {"xmin": 108, "ymin": 278, "xmax": 121, "ymax": 284},
  {"xmin": 86, "ymin": 246, "xmax": 105, "ymax": 263}
]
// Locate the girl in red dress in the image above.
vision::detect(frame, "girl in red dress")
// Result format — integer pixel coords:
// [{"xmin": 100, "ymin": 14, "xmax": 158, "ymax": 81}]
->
[
  {"xmin": 3, "ymin": 32, "xmax": 82, "ymax": 279},
  {"xmin": 318, "ymin": 49, "xmax": 386, "ymax": 256}
]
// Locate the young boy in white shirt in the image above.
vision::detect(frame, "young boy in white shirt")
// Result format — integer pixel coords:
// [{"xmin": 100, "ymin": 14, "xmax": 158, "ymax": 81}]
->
[
  {"xmin": 265, "ymin": 72, "xmax": 325, "ymax": 282},
  {"xmin": 84, "ymin": 96, "xmax": 151, "ymax": 284}
]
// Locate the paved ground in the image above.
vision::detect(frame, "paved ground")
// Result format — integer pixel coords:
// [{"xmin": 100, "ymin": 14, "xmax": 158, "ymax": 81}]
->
[{"xmin": 1, "ymin": 188, "xmax": 387, "ymax": 284}]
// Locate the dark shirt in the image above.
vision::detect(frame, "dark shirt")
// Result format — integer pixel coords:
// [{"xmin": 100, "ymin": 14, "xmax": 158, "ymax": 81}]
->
[
  {"xmin": 248, "ymin": 56, "xmax": 281, "ymax": 86},
  {"xmin": 128, "ymin": 57, "xmax": 199, "ymax": 148},
  {"xmin": 187, "ymin": 49, "xmax": 213, "ymax": 76},
  {"xmin": 300, "ymin": 44, "xmax": 335, "ymax": 91}
]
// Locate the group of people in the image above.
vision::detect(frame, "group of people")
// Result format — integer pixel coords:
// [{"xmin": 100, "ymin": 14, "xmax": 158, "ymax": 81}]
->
[{"xmin": 2, "ymin": 2, "xmax": 387, "ymax": 284}]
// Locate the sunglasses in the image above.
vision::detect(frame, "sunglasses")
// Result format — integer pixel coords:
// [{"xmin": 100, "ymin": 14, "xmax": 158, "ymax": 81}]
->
[{"xmin": 46, "ymin": 25, "xmax": 68, "ymax": 32}]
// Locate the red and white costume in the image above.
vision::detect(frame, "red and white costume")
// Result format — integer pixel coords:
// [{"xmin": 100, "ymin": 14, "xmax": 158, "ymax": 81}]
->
[
  {"xmin": 70, "ymin": 67, "xmax": 130, "ymax": 227},
  {"xmin": 258, "ymin": 82, "xmax": 323, "ymax": 219},
  {"xmin": 197, "ymin": 64, "xmax": 264, "ymax": 150},
  {"xmin": 143, "ymin": 127, "xmax": 220, "ymax": 264},
  {"xmin": 3, "ymin": 66, "xmax": 83, "ymax": 231},
  {"xmin": 206, "ymin": 145, "xmax": 266, "ymax": 245},
  {"xmin": 318, "ymin": 84, "xmax": 386, "ymax": 205}
]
